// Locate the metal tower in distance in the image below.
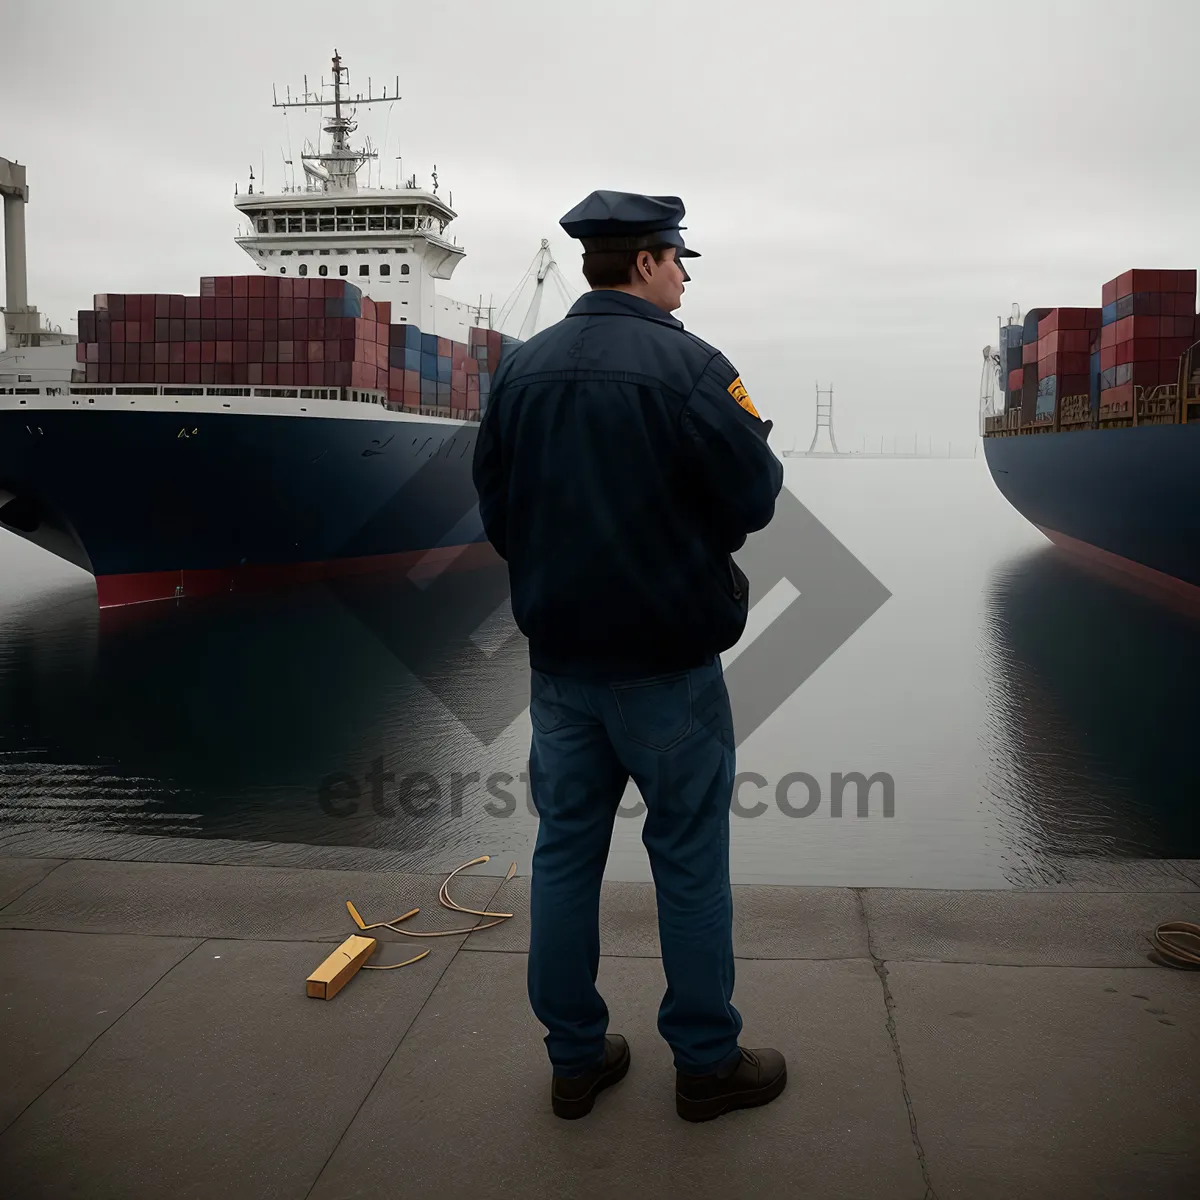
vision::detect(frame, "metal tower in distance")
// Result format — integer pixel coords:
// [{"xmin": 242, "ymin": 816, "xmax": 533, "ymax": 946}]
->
[{"xmin": 807, "ymin": 383, "xmax": 839, "ymax": 453}]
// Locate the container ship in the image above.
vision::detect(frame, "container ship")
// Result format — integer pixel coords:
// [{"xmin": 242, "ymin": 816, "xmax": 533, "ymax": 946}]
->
[
  {"xmin": 981, "ymin": 268, "xmax": 1200, "ymax": 603},
  {"xmin": 0, "ymin": 51, "xmax": 551, "ymax": 607}
]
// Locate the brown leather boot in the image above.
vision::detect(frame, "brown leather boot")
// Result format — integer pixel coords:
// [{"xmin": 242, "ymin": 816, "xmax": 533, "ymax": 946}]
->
[
  {"xmin": 550, "ymin": 1034, "xmax": 631, "ymax": 1119},
  {"xmin": 676, "ymin": 1046, "xmax": 787, "ymax": 1122}
]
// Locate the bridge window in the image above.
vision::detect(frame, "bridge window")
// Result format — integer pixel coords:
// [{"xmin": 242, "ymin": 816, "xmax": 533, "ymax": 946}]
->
[
  {"xmin": 298, "ymin": 264, "xmax": 307, "ymax": 276},
  {"xmin": 320, "ymin": 217, "xmax": 334, "ymax": 232},
  {"xmin": 359, "ymin": 264, "xmax": 369, "ymax": 276},
  {"xmin": 273, "ymin": 218, "xmax": 287, "ymax": 232},
  {"xmin": 339, "ymin": 264, "xmax": 348, "ymax": 276},
  {"xmin": 380, "ymin": 264, "xmax": 390, "ymax": 277},
  {"xmin": 368, "ymin": 215, "xmax": 384, "ymax": 230},
  {"xmin": 280, "ymin": 267, "xmax": 286, "ymax": 274},
  {"xmin": 257, "ymin": 220, "xmax": 268, "ymax": 233},
  {"xmin": 337, "ymin": 217, "xmax": 353, "ymax": 232},
  {"xmin": 318, "ymin": 264, "xmax": 328, "ymax": 276},
  {"xmin": 400, "ymin": 263, "xmax": 410, "ymax": 276}
]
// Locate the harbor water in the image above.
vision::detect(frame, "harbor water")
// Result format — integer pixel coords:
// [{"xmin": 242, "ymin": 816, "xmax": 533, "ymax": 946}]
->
[{"xmin": 1, "ymin": 457, "xmax": 1197, "ymax": 887}]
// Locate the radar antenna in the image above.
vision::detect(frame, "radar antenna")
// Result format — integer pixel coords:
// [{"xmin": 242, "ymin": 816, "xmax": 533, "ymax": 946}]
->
[{"xmin": 271, "ymin": 50, "xmax": 400, "ymax": 193}]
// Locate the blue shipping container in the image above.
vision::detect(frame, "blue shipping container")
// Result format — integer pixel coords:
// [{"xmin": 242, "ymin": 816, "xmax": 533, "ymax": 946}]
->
[
  {"xmin": 436, "ymin": 357, "xmax": 451, "ymax": 384},
  {"xmin": 404, "ymin": 347, "xmax": 421, "ymax": 373},
  {"xmin": 1101, "ymin": 302, "xmax": 1118, "ymax": 326},
  {"xmin": 421, "ymin": 332, "xmax": 439, "ymax": 355},
  {"xmin": 420, "ymin": 353, "xmax": 438, "ymax": 380},
  {"xmin": 406, "ymin": 324, "xmax": 423, "ymax": 349}
]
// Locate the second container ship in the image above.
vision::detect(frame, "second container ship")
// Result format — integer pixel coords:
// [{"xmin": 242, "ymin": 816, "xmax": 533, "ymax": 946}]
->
[{"xmin": 982, "ymin": 268, "xmax": 1200, "ymax": 602}]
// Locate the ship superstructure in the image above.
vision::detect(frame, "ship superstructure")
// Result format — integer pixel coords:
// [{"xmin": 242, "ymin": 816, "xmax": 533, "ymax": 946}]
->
[{"xmin": 233, "ymin": 50, "xmax": 482, "ymax": 343}]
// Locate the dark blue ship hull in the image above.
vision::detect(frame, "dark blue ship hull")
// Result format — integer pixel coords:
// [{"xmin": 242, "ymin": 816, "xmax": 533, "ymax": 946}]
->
[
  {"xmin": 0, "ymin": 406, "xmax": 491, "ymax": 605},
  {"xmin": 983, "ymin": 422, "xmax": 1200, "ymax": 598}
]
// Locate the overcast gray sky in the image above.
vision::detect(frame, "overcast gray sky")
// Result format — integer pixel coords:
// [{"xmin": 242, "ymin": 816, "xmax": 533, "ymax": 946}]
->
[{"xmin": 4, "ymin": 0, "xmax": 1198, "ymax": 451}]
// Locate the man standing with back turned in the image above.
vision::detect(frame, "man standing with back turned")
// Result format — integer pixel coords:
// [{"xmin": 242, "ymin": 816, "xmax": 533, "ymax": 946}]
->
[{"xmin": 472, "ymin": 190, "xmax": 785, "ymax": 1122}]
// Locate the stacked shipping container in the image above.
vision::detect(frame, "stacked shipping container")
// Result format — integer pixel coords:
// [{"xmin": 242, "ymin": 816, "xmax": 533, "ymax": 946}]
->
[
  {"xmin": 75, "ymin": 275, "xmax": 506, "ymax": 420},
  {"xmin": 1034, "ymin": 307, "xmax": 1101, "ymax": 424},
  {"xmin": 1096, "ymin": 269, "xmax": 1198, "ymax": 419}
]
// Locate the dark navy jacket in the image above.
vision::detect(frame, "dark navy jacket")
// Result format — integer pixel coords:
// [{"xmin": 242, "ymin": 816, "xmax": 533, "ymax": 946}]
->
[{"xmin": 472, "ymin": 289, "xmax": 784, "ymax": 680}]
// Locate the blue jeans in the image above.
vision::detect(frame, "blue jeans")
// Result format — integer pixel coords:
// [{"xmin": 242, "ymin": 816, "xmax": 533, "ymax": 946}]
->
[{"xmin": 527, "ymin": 655, "xmax": 743, "ymax": 1078}]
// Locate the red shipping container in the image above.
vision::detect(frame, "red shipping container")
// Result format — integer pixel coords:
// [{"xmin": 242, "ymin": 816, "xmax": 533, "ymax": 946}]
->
[
  {"xmin": 140, "ymin": 363, "xmax": 156, "ymax": 384},
  {"xmin": 168, "ymin": 318, "xmax": 184, "ymax": 341},
  {"xmin": 278, "ymin": 340, "xmax": 294, "ymax": 363},
  {"xmin": 185, "ymin": 341, "xmax": 200, "ymax": 364},
  {"xmin": 214, "ymin": 277, "xmax": 233, "ymax": 297},
  {"xmin": 264, "ymin": 319, "xmax": 279, "ymax": 341},
  {"xmin": 264, "ymin": 341, "xmax": 278, "ymax": 363},
  {"xmin": 216, "ymin": 341, "xmax": 233, "ymax": 363},
  {"xmin": 231, "ymin": 297, "xmax": 247, "ymax": 320},
  {"xmin": 245, "ymin": 319, "xmax": 262, "ymax": 342},
  {"xmin": 1099, "ymin": 344, "xmax": 1117, "ymax": 371},
  {"xmin": 249, "ymin": 275, "xmax": 265, "ymax": 299},
  {"xmin": 76, "ymin": 342, "xmax": 87, "ymax": 363},
  {"xmin": 248, "ymin": 341, "xmax": 263, "ymax": 363},
  {"xmin": 201, "ymin": 297, "xmax": 216, "ymax": 319},
  {"xmin": 232, "ymin": 341, "xmax": 247, "ymax": 364},
  {"xmin": 377, "ymin": 301, "xmax": 391, "ymax": 324},
  {"xmin": 109, "ymin": 296, "xmax": 126, "ymax": 320},
  {"xmin": 248, "ymin": 362, "xmax": 263, "ymax": 385},
  {"xmin": 232, "ymin": 276, "xmax": 249, "ymax": 298},
  {"xmin": 1115, "ymin": 340, "xmax": 1134, "ymax": 365},
  {"xmin": 339, "ymin": 338, "xmax": 355, "ymax": 361},
  {"xmin": 168, "ymin": 295, "xmax": 185, "ymax": 319},
  {"xmin": 1130, "ymin": 362, "xmax": 1173, "ymax": 387},
  {"xmin": 1101, "ymin": 277, "xmax": 1119, "ymax": 307},
  {"xmin": 102, "ymin": 343, "xmax": 115, "ymax": 364},
  {"xmin": 1161, "ymin": 337, "xmax": 1192, "ymax": 359},
  {"xmin": 265, "ymin": 297, "xmax": 279, "ymax": 321},
  {"xmin": 184, "ymin": 364, "xmax": 201, "ymax": 384},
  {"xmin": 168, "ymin": 364, "xmax": 183, "ymax": 384},
  {"xmin": 308, "ymin": 340, "xmax": 323, "ymax": 362},
  {"xmin": 229, "ymin": 318, "xmax": 245, "ymax": 340},
  {"xmin": 404, "ymin": 369, "xmax": 420, "ymax": 392},
  {"xmin": 389, "ymin": 368, "xmax": 404, "ymax": 390},
  {"xmin": 200, "ymin": 278, "xmax": 215, "ymax": 297},
  {"xmin": 201, "ymin": 342, "xmax": 216, "ymax": 364},
  {"xmin": 170, "ymin": 342, "xmax": 185, "ymax": 365},
  {"xmin": 292, "ymin": 278, "xmax": 307, "ymax": 299},
  {"xmin": 200, "ymin": 363, "xmax": 215, "ymax": 384},
  {"xmin": 185, "ymin": 318, "xmax": 201, "ymax": 340},
  {"xmin": 1022, "ymin": 340, "xmax": 1038, "ymax": 365},
  {"xmin": 154, "ymin": 342, "xmax": 169, "ymax": 365},
  {"xmin": 93, "ymin": 294, "xmax": 110, "ymax": 311},
  {"xmin": 185, "ymin": 296, "xmax": 201, "ymax": 319},
  {"xmin": 1130, "ymin": 337, "xmax": 1160, "ymax": 361},
  {"xmin": 214, "ymin": 319, "xmax": 232, "ymax": 341},
  {"xmin": 279, "ymin": 318, "xmax": 293, "ymax": 339},
  {"xmin": 215, "ymin": 297, "xmax": 233, "ymax": 320},
  {"xmin": 152, "ymin": 295, "xmax": 167, "ymax": 318},
  {"xmin": 263, "ymin": 363, "xmax": 278, "ymax": 386},
  {"xmin": 213, "ymin": 362, "xmax": 231, "ymax": 385},
  {"xmin": 248, "ymin": 297, "xmax": 264, "ymax": 320},
  {"xmin": 436, "ymin": 337, "xmax": 452, "ymax": 357}
]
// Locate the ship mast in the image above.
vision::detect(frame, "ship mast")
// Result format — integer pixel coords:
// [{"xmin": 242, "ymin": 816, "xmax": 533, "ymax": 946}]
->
[{"xmin": 272, "ymin": 50, "xmax": 398, "ymax": 193}]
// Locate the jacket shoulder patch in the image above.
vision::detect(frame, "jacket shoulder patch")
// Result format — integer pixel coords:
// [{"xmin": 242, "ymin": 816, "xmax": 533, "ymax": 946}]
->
[{"xmin": 727, "ymin": 376, "xmax": 760, "ymax": 418}]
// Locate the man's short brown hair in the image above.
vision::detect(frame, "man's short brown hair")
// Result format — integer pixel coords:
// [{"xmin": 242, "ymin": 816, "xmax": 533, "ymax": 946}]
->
[{"xmin": 579, "ymin": 238, "xmax": 674, "ymax": 288}]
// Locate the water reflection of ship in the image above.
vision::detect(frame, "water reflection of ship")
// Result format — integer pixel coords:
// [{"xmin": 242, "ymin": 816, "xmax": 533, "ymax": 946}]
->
[
  {"xmin": 982, "ymin": 547, "xmax": 1200, "ymax": 871},
  {"xmin": 0, "ymin": 564, "xmax": 532, "ymax": 857}
]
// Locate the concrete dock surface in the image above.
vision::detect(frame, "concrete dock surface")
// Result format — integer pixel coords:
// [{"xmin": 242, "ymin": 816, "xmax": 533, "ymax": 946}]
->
[{"xmin": 0, "ymin": 846, "xmax": 1197, "ymax": 1200}]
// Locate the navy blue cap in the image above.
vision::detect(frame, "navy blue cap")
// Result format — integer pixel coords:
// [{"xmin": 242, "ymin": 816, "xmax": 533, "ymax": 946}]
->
[{"xmin": 559, "ymin": 190, "xmax": 700, "ymax": 257}]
